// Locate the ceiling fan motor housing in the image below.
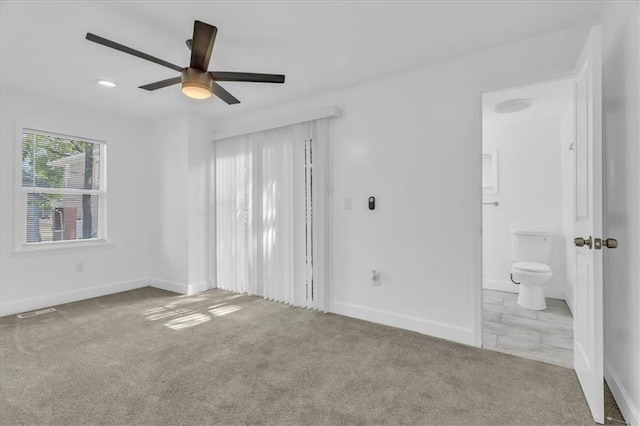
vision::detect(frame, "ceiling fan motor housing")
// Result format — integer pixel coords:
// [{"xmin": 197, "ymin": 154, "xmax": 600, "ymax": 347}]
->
[{"xmin": 181, "ymin": 68, "xmax": 213, "ymax": 99}]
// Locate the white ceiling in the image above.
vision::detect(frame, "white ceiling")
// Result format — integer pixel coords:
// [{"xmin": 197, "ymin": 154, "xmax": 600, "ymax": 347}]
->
[{"xmin": 0, "ymin": 1, "xmax": 602, "ymax": 119}]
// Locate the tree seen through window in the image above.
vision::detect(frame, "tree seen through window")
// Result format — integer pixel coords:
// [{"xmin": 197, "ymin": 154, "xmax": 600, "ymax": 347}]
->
[{"xmin": 22, "ymin": 131, "xmax": 103, "ymax": 243}]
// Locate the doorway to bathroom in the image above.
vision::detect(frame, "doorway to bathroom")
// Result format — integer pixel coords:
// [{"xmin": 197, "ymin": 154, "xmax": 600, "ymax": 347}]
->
[
  {"xmin": 480, "ymin": 76, "xmax": 576, "ymax": 368},
  {"xmin": 478, "ymin": 27, "xmax": 607, "ymax": 423}
]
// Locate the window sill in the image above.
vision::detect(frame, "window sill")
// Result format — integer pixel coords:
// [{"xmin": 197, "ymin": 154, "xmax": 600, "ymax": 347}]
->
[{"xmin": 12, "ymin": 239, "xmax": 114, "ymax": 257}]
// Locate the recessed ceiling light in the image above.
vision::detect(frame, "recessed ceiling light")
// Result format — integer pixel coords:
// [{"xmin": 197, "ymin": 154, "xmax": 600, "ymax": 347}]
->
[
  {"xmin": 493, "ymin": 98, "xmax": 533, "ymax": 114},
  {"xmin": 96, "ymin": 80, "xmax": 116, "ymax": 88}
]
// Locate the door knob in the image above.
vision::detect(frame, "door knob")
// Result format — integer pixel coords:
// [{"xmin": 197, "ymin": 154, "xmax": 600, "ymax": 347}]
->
[
  {"xmin": 574, "ymin": 237, "xmax": 592, "ymax": 249},
  {"xmin": 603, "ymin": 238, "xmax": 618, "ymax": 249}
]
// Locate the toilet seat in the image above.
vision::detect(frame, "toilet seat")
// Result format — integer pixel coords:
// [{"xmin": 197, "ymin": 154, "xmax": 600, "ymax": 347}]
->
[
  {"xmin": 512, "ymin": 261, "xmax": 551, "ymax": 273},
  {"xmin": 511, "ymin": 262, "xmax": 552, "ymax": 279}
]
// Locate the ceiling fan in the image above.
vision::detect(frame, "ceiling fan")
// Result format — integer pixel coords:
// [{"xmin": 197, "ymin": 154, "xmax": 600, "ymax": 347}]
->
[{"xmin": 85, "ymin": 20, "xmax": 285, "ymax": 104}]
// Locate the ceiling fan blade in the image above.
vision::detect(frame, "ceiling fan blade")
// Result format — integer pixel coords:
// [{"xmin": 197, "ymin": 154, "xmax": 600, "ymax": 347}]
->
[
  {"xmin": 190, "ymin": 21, "xmax": 217, "ymax": 71},
  {"xmin": 211, "ymin": 82, "xmax": 240, "ymax": 105},
  {"xmin": 210, "ymin": 72, "xmax": 285, "ymax": 83},
  {"xmin": 139, "ymin": 76, "xmax": 182, "ymax": 91},
  {"xmin": 86, "ymin": 33, "xmax": 183, "ymax": 72}
]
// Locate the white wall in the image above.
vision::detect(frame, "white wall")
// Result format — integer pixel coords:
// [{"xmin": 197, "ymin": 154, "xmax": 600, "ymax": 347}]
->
[
  {"xmin": 601, "ymin": 2, "xmax": 640, "ymax": 425},
  {"xmin": 0, "ymin": 89, "xmax": 153, "ymax": 315},
  {"xmin": 148, "ymin": 115, "xmax": 189, "ymax": 288},
  {"xmin": 187, "ymin": 116, "xmax": 215, "ymax": 291},
  {"xmin": 213, "ymin": 26, "xmax": 591, "ymax": 345},
  {"xmin": 147, "ymin": 115, "xmax": 215, "ymax": 294},
  {"xmin": 482, "ymin": 116, "xmax": 566, "ymax": 299}
]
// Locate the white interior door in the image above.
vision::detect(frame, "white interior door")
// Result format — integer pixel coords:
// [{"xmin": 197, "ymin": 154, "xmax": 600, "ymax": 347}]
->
[{"xmin": 572, "ymin": 25, "xmax": 604, "ymax": 424}]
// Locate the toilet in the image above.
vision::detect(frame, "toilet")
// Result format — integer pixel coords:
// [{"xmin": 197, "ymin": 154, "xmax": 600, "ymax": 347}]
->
[{"xmin": 510, "ymin": 230, "xmax": 553, "ymax": 311}]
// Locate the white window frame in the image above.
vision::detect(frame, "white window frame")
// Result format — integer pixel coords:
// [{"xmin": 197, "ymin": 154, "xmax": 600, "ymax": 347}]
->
[{"xmin": 13, "ymin": 125, "xmax": 109, "ymax": 255}]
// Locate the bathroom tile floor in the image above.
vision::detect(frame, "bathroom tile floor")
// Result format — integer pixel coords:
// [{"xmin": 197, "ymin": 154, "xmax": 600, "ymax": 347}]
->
[{"xmin": 483, "ymin": 289, "xmax": 574, "ymax": 368}]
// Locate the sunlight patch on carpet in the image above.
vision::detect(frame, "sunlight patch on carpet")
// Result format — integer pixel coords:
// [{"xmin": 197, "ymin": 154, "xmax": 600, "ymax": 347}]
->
[
  {"xmin": 144, "ymin": 306, "xmax": 181, "ymax": 321},
  {"xmin": 164, "ymin": 313, "xmax": 211, "ymax": 331},
  {"xmin": 209, "ymin": 305, "xmax": 241, "ymax": 317}
]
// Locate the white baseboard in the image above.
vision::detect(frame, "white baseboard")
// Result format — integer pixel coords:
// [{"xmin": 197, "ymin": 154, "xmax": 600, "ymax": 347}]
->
[
  {"xmin": 188, "ymin": 280, "xmax": 212, "ymax": 295},
  {"xmin": 331, "ymin": 301, "xmax": 473, "ymax": 346},
  {"xmin": 0, "ymin": 278, "xmax": 149, "ymax": 317},
  {"xmin": 483, "ymin": 279, "xmax": 520, "ymax": 294},
  {"xmin": 605, "ymin": 361, "xmax": 640, "ymax": 426},
  {"xmin": 544, "ymin": 287, "xmax": 568, "ymax": 300},
  {"xmin": 149, "ymin": 278, "xmax": 212, "ymax": 295},
  {"xmin": 483, "ymin": 279, "xmax": 567, "ymax": 300},
  {"xmin": 148, "ymin": 278, "xmax": 190, "ymax": 295},
  {"xmin": 0, "ymin": 277, "xmax": 215, "ymax": 317}
]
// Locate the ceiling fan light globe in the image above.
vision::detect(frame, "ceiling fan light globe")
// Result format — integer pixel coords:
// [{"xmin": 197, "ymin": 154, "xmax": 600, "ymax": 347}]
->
[
  {"xmin": 182, "ymin": 82, "xmax": 211, "ymax": 99},
  {"xmin": 181, "ymin": 68, "xmax": 213, "ymax": 99}
]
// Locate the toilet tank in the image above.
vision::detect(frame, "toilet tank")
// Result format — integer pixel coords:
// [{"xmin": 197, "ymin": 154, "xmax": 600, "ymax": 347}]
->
[{"xmin": 510, "ymin": 230, "xmax": 553, "ymax": 263}]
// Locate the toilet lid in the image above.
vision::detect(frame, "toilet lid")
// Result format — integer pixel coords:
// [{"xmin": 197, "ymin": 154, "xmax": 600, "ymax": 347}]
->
[{"xmin": 513, "ymin": 261, "xmax": 551, "ymax": 273}]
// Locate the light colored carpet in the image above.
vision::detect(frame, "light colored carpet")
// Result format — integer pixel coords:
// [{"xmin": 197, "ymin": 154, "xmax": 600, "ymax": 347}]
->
[{"xmin": 0, "ymin": 287, "xmax": 613, "ymax": 425}]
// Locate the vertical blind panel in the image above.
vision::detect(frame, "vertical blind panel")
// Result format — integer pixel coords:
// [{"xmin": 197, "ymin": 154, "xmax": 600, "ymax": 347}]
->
[
  {"xmin": 215, "ymin": 137, "xmax": 250, "ymax": 293},
  {"xmin": 292, "ymin": 129, "xmax": 308, "ymax": 307},
  {"xmin": 259, "ymin": 124, "xmax": 302, "ymax": 304},
  {"xmin": 310, "ymin": 118, "xmax": 330, "ymax": 311}
]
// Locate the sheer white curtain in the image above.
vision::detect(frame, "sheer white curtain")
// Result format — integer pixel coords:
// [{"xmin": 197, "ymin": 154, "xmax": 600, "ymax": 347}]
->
[{"xmin": 214, "ymin": 119, "xmax": 329, "ymax": 311}]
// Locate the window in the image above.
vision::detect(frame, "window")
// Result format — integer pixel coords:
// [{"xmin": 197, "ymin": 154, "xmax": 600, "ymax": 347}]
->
[{"xmin": 20, "ymin": 129, "xmax": 105, "ymax": 245}]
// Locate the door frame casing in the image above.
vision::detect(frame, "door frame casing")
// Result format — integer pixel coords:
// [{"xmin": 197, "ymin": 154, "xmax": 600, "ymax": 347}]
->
[{"xmin": 472, "ymin": 71, "xmax": 577, "ymax": 348}]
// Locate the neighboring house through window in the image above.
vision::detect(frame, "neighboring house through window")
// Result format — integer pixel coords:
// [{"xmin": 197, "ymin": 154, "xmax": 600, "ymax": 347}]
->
[{"xmin": 20, "ymin": 129, "xmax": 105, "ymax": 246}]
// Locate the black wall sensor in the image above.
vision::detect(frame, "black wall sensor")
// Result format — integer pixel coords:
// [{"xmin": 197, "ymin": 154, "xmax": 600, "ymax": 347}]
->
[{"xmin": 368, "ymin": 196, "xmax": 375, "ymax": 210}]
